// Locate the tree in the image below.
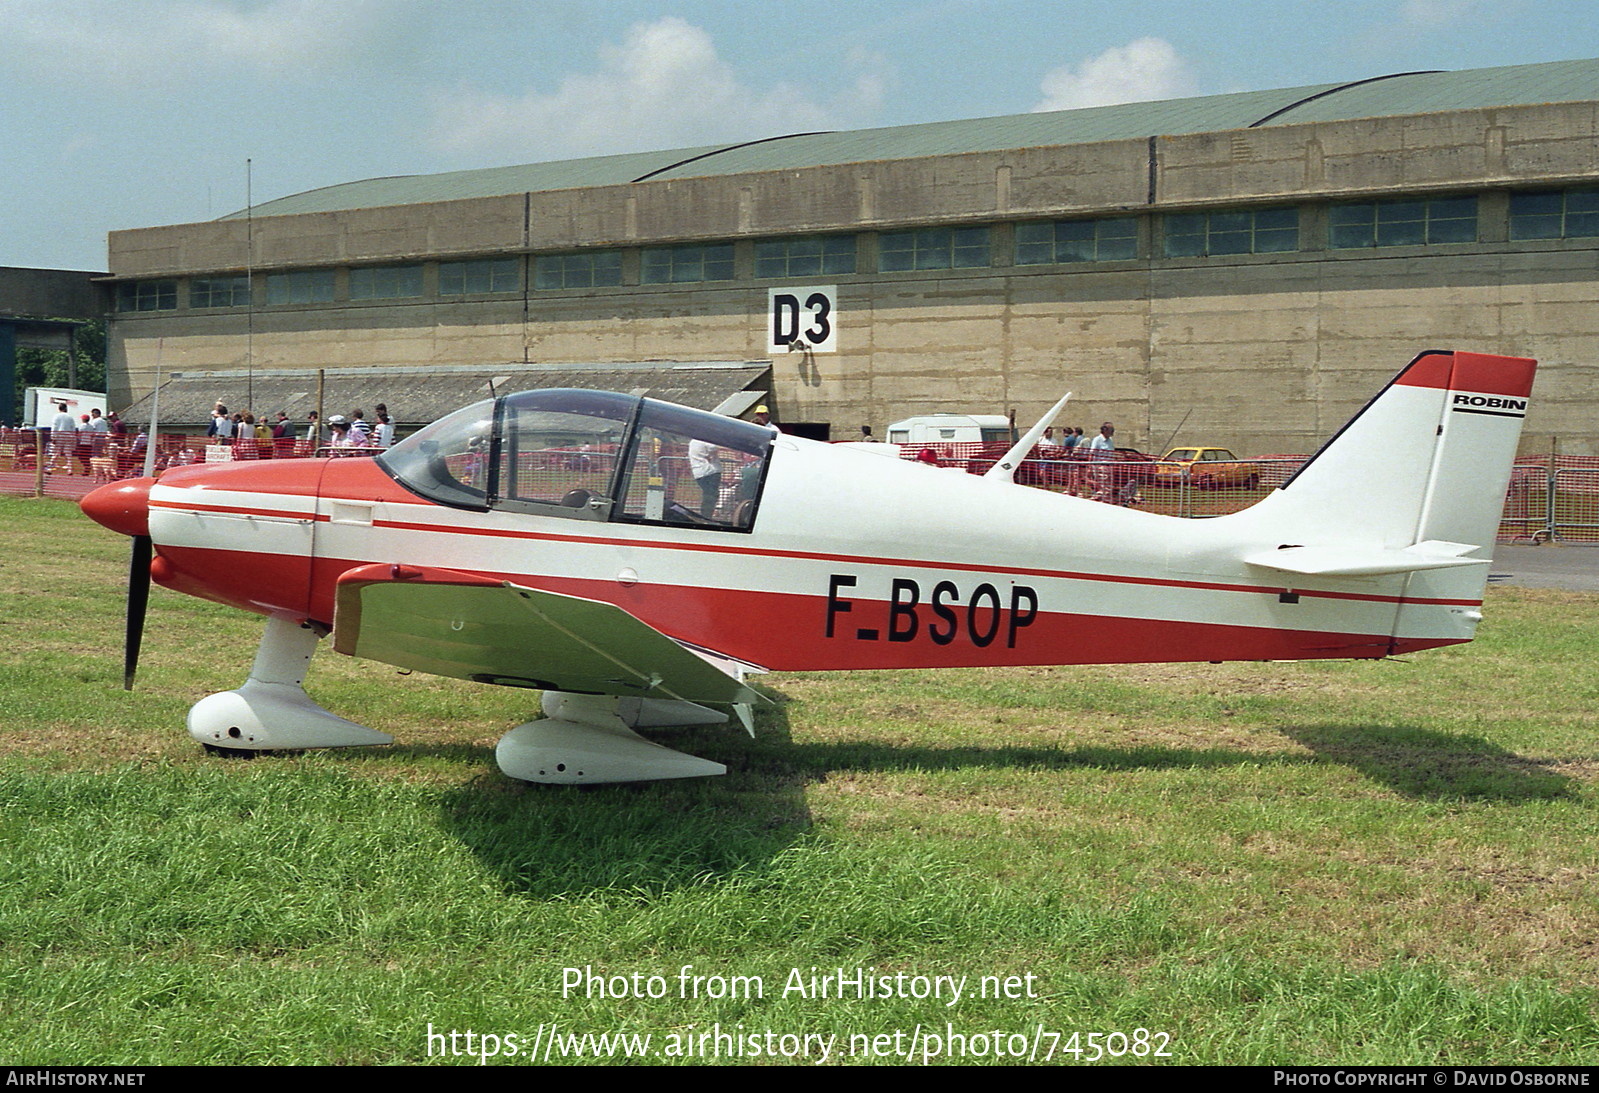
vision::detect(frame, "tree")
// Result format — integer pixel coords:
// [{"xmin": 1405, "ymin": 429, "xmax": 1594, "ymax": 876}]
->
[{"xmin": 12, "ymin": 319, "xmax": 106, "ymax": 418}]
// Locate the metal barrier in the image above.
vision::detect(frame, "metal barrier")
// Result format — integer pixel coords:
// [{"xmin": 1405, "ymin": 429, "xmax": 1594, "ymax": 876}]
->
[
  {"xmin": 1491, "ymin": 459, "xmax": 1599, "ymax": 544},
  {"xmin": 895, "ymin": 442, "xmax": 1599, "ymax": 544},
  {"xmin": 964, "ymin": 453, "xmax": 1303, "ymax": 518},
  {"xmin": 1152, "ymin": 459, "xmax": 1304, "ymax": 519},
  {"xmin": 7, "ymin": 426, "xmax": 1597, "ymax": 545},
  {"xmin": 1547, "ymin": 466, "xmax": 1599, "ymax": 543},
  {"xmin": 1499, "ymin": 461, "xmax": 1553, "ymax": 543}
]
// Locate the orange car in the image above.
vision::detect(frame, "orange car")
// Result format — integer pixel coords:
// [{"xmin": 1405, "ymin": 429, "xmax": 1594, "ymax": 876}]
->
[{"xmin": 1155, "ymin": 447, "xmax": 1260, "ymax": 489}]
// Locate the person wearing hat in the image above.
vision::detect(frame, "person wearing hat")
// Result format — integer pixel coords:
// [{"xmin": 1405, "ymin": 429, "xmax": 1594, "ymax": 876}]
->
[
  {"xmin": 328, "ymin": 417, "xmax": 364, "ymax": 451},
  {"xmin": 752, "ymin": 404, "xmax": 772, "ymax": 429}
]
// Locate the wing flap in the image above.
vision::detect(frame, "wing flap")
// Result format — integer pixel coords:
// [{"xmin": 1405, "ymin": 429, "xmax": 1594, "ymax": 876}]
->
[{"xmin": 333, "ymin": 563, "xmax": 762, "ymax": 704}]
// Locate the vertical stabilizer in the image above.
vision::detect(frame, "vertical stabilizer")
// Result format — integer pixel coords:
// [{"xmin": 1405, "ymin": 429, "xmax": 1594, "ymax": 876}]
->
[
  {"xmin": 1237, "ymin": 350, "xmax": 1536, "ymax": 554},
  {"xmin": 1228, "ymin": 350, "xmax": 1536, "ymax": 652}
]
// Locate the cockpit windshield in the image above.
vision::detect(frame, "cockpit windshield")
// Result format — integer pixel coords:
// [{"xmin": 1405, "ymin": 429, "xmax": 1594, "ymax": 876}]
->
[
  {"xmin": 377, "ymin": 389, "xmax": 774, "ymax": 532},
  {"xmin": 377, "ymin": 398, "xmax": 495, "ymax": 511}
]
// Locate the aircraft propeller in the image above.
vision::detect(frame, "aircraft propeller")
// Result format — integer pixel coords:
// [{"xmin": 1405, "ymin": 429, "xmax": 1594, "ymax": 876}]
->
[
  {"xmin": 79, "ymin": 476, "xmax": 157, "ymax": 691},
  {"xmin": 124, "ymin": 533, "xmax": 152, "ymax": 690}
]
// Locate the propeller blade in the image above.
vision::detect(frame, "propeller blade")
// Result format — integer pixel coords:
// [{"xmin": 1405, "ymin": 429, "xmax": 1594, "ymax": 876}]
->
[{"xmin": 124, "ymin": 535, "xmax": 152, "ymax": 691}]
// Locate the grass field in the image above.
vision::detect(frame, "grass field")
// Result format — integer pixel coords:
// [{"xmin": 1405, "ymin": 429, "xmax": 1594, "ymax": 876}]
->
[{"xmin": 2, "ymin": 494, "xmax": 1596, "ymax": 1066}]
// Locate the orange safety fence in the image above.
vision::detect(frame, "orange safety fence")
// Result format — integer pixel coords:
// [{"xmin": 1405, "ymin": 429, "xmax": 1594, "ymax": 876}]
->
[
  {"xmin": 4, "ymin": 425, "xmax": 1591, "ymax": 544},
  {"xmin": 888, "ymin": 440, "xmax": 1590, "ymax": 542},
  {"xmin": 1498, "ymin": 456, "xmax": 1599, "ymax": 544}
]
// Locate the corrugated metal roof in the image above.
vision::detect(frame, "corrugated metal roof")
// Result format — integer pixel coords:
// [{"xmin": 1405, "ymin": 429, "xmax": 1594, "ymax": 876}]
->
[
  {"xmin": 117, "ymin": 361, "xmax": 774, "ymax": 427},
  {"xmin": 227, "ymin": 57, "xmax": 1599, "ymax": 220},
  {"xmin": 1256, "ymin": 57, "xmax": 1599, "ymax": 125},
  {"xmin": 234, "ymin": 145, "xmax": 729, "ymax": 219}
]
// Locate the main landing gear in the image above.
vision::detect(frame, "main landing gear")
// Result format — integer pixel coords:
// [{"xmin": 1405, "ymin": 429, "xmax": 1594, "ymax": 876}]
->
[{"xmin": 189, "ymin": 616, "xmax": 739, "ymax": 783}]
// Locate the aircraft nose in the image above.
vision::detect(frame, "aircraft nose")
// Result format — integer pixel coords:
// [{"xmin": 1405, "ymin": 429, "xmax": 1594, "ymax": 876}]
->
[{"xmin": 81, "ymin": 477, "xmax": 154, "ymax": 539}]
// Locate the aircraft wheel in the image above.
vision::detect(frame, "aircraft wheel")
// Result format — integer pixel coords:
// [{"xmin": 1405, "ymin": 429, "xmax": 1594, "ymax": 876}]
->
[
  {"xmin": 201, "ymin": 744, "xmax": 306, "ymax": 760},
  {"xmin": 202, "ymin": 743, "xmax": 258, "ymax": 760}
]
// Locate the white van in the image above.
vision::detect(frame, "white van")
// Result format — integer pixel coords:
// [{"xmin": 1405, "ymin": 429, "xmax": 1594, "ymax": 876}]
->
[{"xmin": 885, "ymin": 413, "xmax": 1013, "ymax": 445}]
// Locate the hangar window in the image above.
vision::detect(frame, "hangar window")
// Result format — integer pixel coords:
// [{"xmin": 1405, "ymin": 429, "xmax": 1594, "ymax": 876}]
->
[
  {"xmin": 266, "ymin": 270, "xmax": 336, "ymax": 305},
  {"xmin": 190, "ymin": 276, "xmax": 251, "ymax": 308},
  {"xmin": 350, "ymin": 264, "xmax": 424, "ymax": 300},
  {"xmin": 535, "ymin": 251, "xmax": 623, "ymax": 290},
  {"xmin": 115, "ymin": 280, "xmax": 178, "ymax": 312},
  {"xmin": 640, "ymin": 244, "xmax": 735, "ymax": 284},
  {"xmin": 1510, "ymin": 189, "xmax": 1599, "ymax": 240},
  {"xmin": 1328, "ymin": 196, "xmax": 1477, "ymax": 248},
  {"xmin": 878, "ymin": 227, "xmax": 991, "ymax": 272},
  {"xmin": 1015, "ymin": 218, "xmax": 1137, "ymax": 264},
  {"xmin": 1163, "ymin": 208, "xmax": 1298, "ymax": 257},
  {"xmin": 756, "ymin": 235, "xmax": 857, "ymax": 278},
  {"xmin": 442, "ymin": 258, "xmax": 521, "ymax": 294}
]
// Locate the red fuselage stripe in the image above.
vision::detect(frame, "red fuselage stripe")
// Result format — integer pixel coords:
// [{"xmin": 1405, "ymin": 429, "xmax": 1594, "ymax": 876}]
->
[
  {"xmin": 363, "ymin": 516, "xmax": 1479, "ymax": 608},
  {"xmin": 147, "ymin": 499, "xmax": 1481, "ymax": 609},
  {"xmin": 151, "ymin": 499, "xmax": 328, "ymax": 521},
  {"xmin": 149, "ymin": 541, "xmax": 1464, "ymax": 670}
]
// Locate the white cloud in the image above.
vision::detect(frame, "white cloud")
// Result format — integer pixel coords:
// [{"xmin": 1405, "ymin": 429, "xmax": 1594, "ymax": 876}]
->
[
  {"xmin": 428, "ymin": 16, "xmax": 885, "ymax": 161},
  {"xmin": 0, "ymin": 0, "xmax": 405, "ymax": 86},
  {"xmin": 1033, "ymin": 38, "xmax": 1198, "ymax": 113}
]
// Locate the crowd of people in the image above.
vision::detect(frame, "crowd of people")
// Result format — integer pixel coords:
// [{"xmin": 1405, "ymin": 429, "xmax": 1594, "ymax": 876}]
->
[
  {"xmin": 10, "ymin": 397, "xmax": 400, "ymax": 478},
  {"xmin": 38, "ymin": 404, "xmax": 127, "ymax": 474},
  {"xmin": 909, "ymin": 419, "xmax": 1140, "ymax": 505},
  {"xmin": 205, "ymin": 401, "xmax": 395, "ymax": 452}
]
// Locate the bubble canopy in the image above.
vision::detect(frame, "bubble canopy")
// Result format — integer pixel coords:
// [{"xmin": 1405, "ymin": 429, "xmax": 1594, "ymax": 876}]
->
[{"xmin": 378, "ymin": 388, "xmax": 775, "ymax": 532}]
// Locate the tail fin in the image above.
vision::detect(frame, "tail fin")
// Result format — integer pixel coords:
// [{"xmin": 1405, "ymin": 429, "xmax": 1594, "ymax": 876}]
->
[
  {"xmin": 1237, "ymin": 350, "xmax": 1536, "ymax": 566},
  {"xmin": 1227, "ymin": 350, "xmax": 1535, "ymax": 653}
]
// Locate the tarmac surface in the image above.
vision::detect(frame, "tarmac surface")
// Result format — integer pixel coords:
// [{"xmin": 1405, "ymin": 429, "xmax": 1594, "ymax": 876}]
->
[{"xmin": 1490, "ymin": 544, "xmax": 1599, "ymax": 592}]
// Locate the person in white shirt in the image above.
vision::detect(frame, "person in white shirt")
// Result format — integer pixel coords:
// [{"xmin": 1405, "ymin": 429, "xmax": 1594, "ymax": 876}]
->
[
  {"xmin": 1089, "ymin": 422, "xmax": 1119, "ymax": 503},
  {"xmin": 688, "ymin": 438, "xmax": 722, "ymax": 515},
  {"xmin": 86, "ymin": 409, "xmax": 111, "ymax": 455},
  {"xmin": 49, "ymin": 405, "xmax": 76, "ymax": 471}
]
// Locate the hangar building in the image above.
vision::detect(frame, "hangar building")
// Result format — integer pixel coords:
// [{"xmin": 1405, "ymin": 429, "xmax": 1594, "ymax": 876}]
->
[{"xmin": 104, "ymin": 57, "xmax": 1599, "ymax": 453}]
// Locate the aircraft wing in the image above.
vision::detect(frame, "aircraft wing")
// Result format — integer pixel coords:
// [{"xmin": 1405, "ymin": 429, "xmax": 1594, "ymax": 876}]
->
[{"xmin": 331, "ymin": 563, "xmax": 763, "ymax": 704}]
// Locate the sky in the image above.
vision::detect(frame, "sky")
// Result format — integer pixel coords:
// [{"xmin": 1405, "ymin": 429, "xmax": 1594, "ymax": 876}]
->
[{"xmin": 2, "ymin": 0, "xmax": 1597, "ymax": 272}]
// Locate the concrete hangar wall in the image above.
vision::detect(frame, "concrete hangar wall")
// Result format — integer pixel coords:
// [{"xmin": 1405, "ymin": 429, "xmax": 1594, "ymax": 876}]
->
[{"xmin": 105, "ymin": 60, "xmax": 1599, "ymax": 453}]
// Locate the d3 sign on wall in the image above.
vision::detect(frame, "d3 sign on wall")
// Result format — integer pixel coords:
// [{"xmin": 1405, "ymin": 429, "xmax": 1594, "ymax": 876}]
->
[{"xmin": 768, "ymin": 287, "xmax": 837, "ymax": 354}]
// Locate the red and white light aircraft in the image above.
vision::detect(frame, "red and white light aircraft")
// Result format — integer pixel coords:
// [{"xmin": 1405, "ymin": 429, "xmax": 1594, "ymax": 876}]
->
[{"xmin": 82, "ymin": 349, "xmax": 1535, "ymax": 784}]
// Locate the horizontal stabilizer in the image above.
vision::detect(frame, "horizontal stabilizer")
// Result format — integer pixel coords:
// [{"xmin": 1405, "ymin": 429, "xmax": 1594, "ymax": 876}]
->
[
  {"xmin": 333, "ymin": 563, "xmax": 762, "ymax": 704},
  {"xmin": 1243, "ymin": 540, "xmax": 1488, "ymax": 578}
]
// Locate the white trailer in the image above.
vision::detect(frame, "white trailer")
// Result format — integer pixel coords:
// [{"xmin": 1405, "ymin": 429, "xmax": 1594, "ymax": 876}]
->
[
  {"xmin": 23, "ymin": 386, "xmax": 105, "ymax": 427},
  {"xmin": 885, "ymin": 413, "xmax": 1013, "ymax": 445}
]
